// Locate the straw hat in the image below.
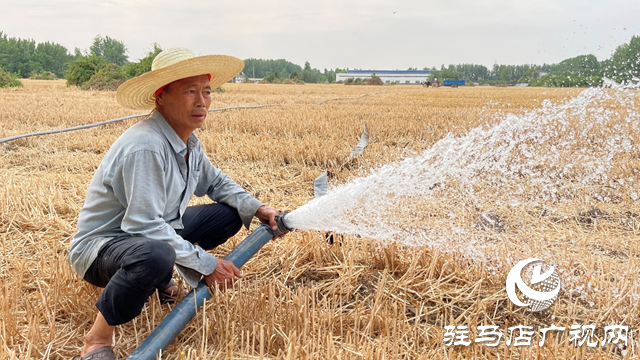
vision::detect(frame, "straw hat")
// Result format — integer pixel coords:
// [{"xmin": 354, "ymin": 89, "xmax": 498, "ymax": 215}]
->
[{"xmin": 116, "ymin": 48, "xmax": 244, "ymax": 110}]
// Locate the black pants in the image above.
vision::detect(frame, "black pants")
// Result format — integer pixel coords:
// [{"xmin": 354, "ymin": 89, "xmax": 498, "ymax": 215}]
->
[{"xmin": 83, "ymin": 203, "xmax": 243, "ymax": 326}]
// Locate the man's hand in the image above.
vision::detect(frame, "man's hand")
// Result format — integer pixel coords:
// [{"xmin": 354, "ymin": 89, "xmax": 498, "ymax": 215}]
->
[
  {"xmin": 203, "ymin": 259, "xmax": 242, "ymax": 289},
  {"xmin": 255, "ymin": 205, "xmax": 288, "ymax": 239}
]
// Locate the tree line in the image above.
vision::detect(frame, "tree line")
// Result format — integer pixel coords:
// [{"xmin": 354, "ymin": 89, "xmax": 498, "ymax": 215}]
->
[
  {"xmin": 0, "ymin": 31, "xmax": 76, "ymax": 79},
  {"xmin": 243, "ymin": 58, "xmax": 347, "ymax": 84},
  {"xmin": 1, "ymin": 30, "xmax": 639, "ymax": 89},
  {"xmin": 423, "ymin": 37, "xmax": 640, "ymax": 87}
]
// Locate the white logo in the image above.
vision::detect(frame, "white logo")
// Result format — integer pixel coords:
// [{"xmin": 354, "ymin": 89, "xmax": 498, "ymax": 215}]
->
[{"xmin": 506, "ymin": 258, "xmax": 561, "ymax": 312}]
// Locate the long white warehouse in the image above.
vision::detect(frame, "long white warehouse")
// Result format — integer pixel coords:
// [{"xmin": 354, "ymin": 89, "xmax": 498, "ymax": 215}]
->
[{"xmin": 336, "ymin": 70, "xmax": 431, "ymax": 85}]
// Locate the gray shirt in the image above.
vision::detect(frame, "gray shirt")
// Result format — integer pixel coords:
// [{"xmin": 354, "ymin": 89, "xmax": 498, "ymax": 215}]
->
[{"xmin": 69, "ymin": 109, "xmax": 263, "ymax": 287}]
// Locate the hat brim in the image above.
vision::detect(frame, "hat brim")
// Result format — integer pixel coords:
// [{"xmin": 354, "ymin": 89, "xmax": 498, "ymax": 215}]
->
[{"xmin": 116, "ymin": 55, "xmax": 244, "ymax": 110}]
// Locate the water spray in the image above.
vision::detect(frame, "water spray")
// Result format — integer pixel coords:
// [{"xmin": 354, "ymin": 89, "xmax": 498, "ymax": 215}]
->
[{"xmin": 127, "ymin": 214, "xmax": 293, "ymax": 360}]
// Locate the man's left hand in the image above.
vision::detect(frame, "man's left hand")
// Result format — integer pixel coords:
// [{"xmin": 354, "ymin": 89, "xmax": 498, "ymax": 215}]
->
[{"xmin": 255, "ymin": 205, "xmax": 287, "ymax": 239}]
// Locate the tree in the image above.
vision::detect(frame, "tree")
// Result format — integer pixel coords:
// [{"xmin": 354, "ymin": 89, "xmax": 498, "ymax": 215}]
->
[
  {"xmin": 301, "ymin": 61, "xmax": 318, "ymax": 83},
  {"xmin": 91, "ymin": 35, "xmax": 128, "ymax": 66},
  {"xmin": 517, "ymin": 68, "xmax": 539, "ymax": 84},
  {"xmin": 428, "ymin": 67, "xmax": 463, "ymax": 82},
  {"xmin": 323, "ymin": 68, "xmax": 345, "ymax": 83},
  {"xmin": 0, "ymin": 32, "xmax": 39, "ymax": 77},
  {"xmin": 527, "ymin": 54, "xmax": 602, "ymax": 87},
  {"xmin": 604, "ymin": 35, "xmax": 640, "ymax": 83},
  {"xmin": 447, "ymin": 64, "xmax": 489, "ymax": 82},
  {"xmin": 242, "ymin": 58, "xmax": 302, "ymax": 79},
  {"xmin": 500, "ymin": 67, "xmax": 511, "ymax": 84},
  {"xmin": 35, "ymin": 41, "xmax": 74, "ymax": 78},
  {"xmin": 555, "ymin": 54, "xmax": 601, "ymax": 77}
]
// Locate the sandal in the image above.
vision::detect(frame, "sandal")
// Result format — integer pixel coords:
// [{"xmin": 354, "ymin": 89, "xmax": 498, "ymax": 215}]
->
[
  {"xmin": 71, "ymin": 346, "xmax": 115, "ymax": 360},
  {"xmin": 157, "ymin": 281, "xmax": 186, "ymax": 304}
]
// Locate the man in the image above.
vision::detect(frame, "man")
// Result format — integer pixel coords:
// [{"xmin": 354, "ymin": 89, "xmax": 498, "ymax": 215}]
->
[{"xmin": 69, "ymin": 48, "xmax": 285, "ymax": 360}]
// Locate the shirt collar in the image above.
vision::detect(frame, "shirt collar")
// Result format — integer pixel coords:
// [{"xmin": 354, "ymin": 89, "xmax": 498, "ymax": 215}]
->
[{"xmin": 149, "ymin": 109, "xmax": 200, "ymax": 156}]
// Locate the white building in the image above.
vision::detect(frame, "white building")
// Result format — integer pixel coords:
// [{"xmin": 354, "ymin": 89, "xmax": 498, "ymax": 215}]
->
[
  {"xmin": 230, "ymin": 73, "xmax": 245, "ymax": 83},
  {"xmin": 336, "ymin": 70, "xmax": 431, "ymax": 85}
]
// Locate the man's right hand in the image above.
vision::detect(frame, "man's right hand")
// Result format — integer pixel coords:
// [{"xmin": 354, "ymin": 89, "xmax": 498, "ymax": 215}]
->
[{"xmin": 203, "ymin": 259, "xmax": 242, "ymax": 289}]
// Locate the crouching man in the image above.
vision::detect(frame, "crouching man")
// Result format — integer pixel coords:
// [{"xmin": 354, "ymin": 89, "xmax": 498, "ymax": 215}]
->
[{"xmin": 69, "ymin": 48, "xmax": 285, "ymax": 359}]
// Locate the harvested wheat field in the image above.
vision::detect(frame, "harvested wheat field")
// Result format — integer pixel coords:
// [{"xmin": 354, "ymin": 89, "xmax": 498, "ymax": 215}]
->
[{"xmin": 1, "ymin": 79, "xmax": 640, "ymax": 359}]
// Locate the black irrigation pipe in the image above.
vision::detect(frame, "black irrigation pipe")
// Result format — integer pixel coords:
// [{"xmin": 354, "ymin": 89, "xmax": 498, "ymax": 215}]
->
[
  {"xmin": 0, "ymin": 92, "xmax": 387, "ymax": 145},
  {"xmin": 0, "ymin": 113, "xmax": 147, "ymax": 145},
  {"xmin": 0, "ymin": 104, "xmax": 279, "ymax": 144}
]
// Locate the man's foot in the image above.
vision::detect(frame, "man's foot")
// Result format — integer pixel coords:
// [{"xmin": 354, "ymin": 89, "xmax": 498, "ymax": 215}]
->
[
  {"xmin": 158, "ymin": 281, "xmax": 186, "ymax": 304},
  {"xmin": 79, "ymin": 312, "xmax": 115, "ymax": 358},
  {"xmin": 162, "ymin": 282, "xmax": 180, "ymax": 296},
  {"xmin": 73, "ymin": 346, "xmax": 115, "ymax": 360},
  {"xmin": 82, "ymin": 332, "xmax": 113, "ymax": 356}
]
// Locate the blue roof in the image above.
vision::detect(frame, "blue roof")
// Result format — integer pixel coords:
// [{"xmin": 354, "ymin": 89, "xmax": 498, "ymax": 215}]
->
[{"xmin": 346, "ymin": 70, "xmax": 431, "ymax": 75}]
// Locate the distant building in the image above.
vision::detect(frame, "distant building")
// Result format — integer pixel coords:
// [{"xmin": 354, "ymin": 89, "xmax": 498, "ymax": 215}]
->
[
  {"xmin": 230, "ymin": 73, "xmax": 245, "ymax": 83},
  {"xmin": 336, "ymin": 70, "xmax": 431, "ymax": 85}
]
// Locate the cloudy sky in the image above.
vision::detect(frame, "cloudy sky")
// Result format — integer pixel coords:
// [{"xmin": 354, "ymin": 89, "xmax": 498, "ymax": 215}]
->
[{"xmin": 3, "ymin": 0, "xmax": 639, "ymax": 70}]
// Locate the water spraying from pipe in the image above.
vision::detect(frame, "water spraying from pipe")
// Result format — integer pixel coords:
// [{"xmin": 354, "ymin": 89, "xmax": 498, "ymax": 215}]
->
[{"xmin": 286, "ymin": 80, "xmax": 640, "ymax": 261}]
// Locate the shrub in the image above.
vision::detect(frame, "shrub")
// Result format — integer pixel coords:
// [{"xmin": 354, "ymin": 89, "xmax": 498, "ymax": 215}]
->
[
  {"xmin": 0, "ymin": 67, "xmax": 22, "ymax": 88},
  {"xmin": 66, "ymin": 55, "xmax": 107, "ymax": 88},
  {"xmin": 241, "ymin": 77, "xmax": 252, "ymax": 83},
  {"xmin": 280, "ymin": 79, "xmax": 305, "ymax": 85},
  {"xmin": 345, "ymin": 76, "xmax": 383, "ymax": 86},
  {"xmin": 9, "ymin": 79, "xmax": 23, "ymax": 87},
  {"xmin": 124, "ymin": 44, "xmax": 163, "ymax": 78},
  {"xmin": 82, "ymin": 63, "xmax": 128, "ymax": 91},
  {"xmin": 259, "ymin": 75, "xmax": 283, "ymax": 84},
  {"xmin": 263, "ymin": 73, "xmax": 279, "ymax": 83},
  {"xmin": 30, "ymin": 71, "xmax": 58, "ymax": 80},
  {"xmin": 363, "ymin": 75, "xmax": 383, "ymax": 86}
]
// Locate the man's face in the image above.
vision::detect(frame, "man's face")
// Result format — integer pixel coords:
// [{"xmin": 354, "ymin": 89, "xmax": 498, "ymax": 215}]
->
[{"xmin": 156, "ymin": 74, "xmax": 212, "ymax": 138}]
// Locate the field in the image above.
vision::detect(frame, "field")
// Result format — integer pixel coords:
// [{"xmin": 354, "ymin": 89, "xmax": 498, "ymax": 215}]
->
[{"xmin": 1, "ymin": 79, "xmax": 639, "ymax": 359}]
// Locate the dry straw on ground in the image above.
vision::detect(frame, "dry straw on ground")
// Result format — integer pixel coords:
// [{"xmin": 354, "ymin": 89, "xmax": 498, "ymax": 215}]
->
[{"xmin": 1, "ymin": 80, "xmax": 639, "ymax": 359}]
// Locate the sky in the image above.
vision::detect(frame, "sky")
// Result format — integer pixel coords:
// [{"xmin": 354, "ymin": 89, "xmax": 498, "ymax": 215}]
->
[{"xmin": 2, "ymin": 0, "xmax": 640, "ymax": 71}]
